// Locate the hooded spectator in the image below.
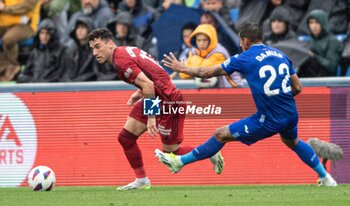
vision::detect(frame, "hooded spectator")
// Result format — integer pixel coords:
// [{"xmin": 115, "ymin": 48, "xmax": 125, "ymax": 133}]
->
[
  {"xmin": 68, "ymin": 0, "xmax": 114, "ymax": 31},
  {"xmin": 263, "ymin": 6, "xmax": 296, "ymax": 45},
  {"xmin": 61, "ymin": 16, "xmax": 117, "ymax": 82},
  {"xmin": 118, "ymin": 0, "xmax": 157, "ymax": 39},
  {"xmin": 298, "ymin": 10, "xmax": 343, "ymax": 77},
  {"xmin": 181, "ymin": 24, "xmax": 242, "ymax": 88},
  {"xmin": 107, "ymin": 12, "xmax": 146, "ymax": 49},
  {"xmin": 16, "ymin": 19, "xmax": 66, "ymax": 83}
]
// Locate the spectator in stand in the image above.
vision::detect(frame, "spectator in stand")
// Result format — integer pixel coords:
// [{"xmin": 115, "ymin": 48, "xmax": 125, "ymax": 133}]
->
[
  {"xmin": 144, "ymin": 0, "xmax": 162, "ymax": 8},
  {"xmin": 106, "ymin": 11, "xmax": 157, "ymax": 79},
  {"xmin": 180, "ymin": 24, "xmax": 241, "ymax": 88},
  {"xmin": 263, "ymin": 6, "xmax": 296, "ymax": 45},
  {"xmin": 171, "ymin": 21, "xmax": 197, "ymax": 79},
  {"xmin": 0, "ymin": 0, "xmax": 41, "ymax": 81},
  {"xmin": 235, "ymin": 0, "xmax": 283, "ymax": 32},
  {"xmin": 200, "ymin": 11, "xmax": 237, "ymax": 56},
  {"xmin": 68, "ymin": 0, "xmax": 114, "ymax": 32},
  {"xmin": 296, "ymin": 0, "xmax": 350, "ymax": 35},
  {"xmin": 16, "ymin": 19, "xmax": 67, "ymax": 83},
  {"xmin": 107, "ymin": 12, "xmax": 146, "ymax": 49},
  {"xmin": 40, "ymin": 0, "xmax": 81, "ymax": 18},
  {"xmin": 106, "ymin": 0, "xmax": 123, "ymax": 12},
  {"xmin": 117, "ymin": 0, "xmax": 158, "ymax": 58},
  {"xmin": 117, "ymin": 0, "xmax": 157, "ymax": 39},
  {"xmin": 176, "ymin": 22, "xmax": 198, "ymax": 64},
  {"xmin": 328, "ymin": 0, "xmax": 350, "ymax": 35},
  {"xmin": 298, "ymin": 10, "xmax": 343, "ymax": 77},
  {"xmin": 40, "ymin": 0, "xmax": 81, "ymax": 40},
  {"xmin": 158, "ymin": 0, "xmax": 183, "ymax": 13},
  {"xmin": 61, "ymin": 16, "xmax": 116, "ymax": 82},
  {"xmin": 200, "ymin": 0, "xmax": 233, "ymax": 29},
  {"xmin": 281, "ymin": 0, "xmax": 309, "ymax": 32}
]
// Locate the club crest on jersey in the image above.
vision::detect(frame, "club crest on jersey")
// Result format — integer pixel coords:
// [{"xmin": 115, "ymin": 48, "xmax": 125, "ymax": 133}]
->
[{"xmin": 124, "ymin": 67, "xmax": 133, "ymax": 78}]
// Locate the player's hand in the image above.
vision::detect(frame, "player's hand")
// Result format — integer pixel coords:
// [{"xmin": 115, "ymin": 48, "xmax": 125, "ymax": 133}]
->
[
  {"xmin": 127, "ymin": 90, "xmax": 143, "ymax": 106},
  {"xmin": 162, "ymin": 52, "xmax": 185, "ymax": 72},
  {"xmin": 147, "ymin": 116, "xmax": 159, "ymax": 138}
]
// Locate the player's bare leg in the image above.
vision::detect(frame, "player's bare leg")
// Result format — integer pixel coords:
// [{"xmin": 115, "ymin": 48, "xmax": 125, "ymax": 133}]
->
[
  {"xmin": 117, "ymin": 117, "xmax": 151, "ymax": 190},
  {"xmin": 281, "ymin": 137, "xmax": 337, "ymax": 186}
]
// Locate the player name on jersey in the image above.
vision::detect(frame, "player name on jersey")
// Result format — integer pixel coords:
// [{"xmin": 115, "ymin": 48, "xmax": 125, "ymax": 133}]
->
[{"xmin": 255, "ymin": 50, "xmax": 283, "ymax": 62}]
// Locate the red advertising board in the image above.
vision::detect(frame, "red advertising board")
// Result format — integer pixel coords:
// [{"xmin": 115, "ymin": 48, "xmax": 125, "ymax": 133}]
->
[{"xmin": 0, "ymin": 87, "xmax": 330, "ymax": 186}]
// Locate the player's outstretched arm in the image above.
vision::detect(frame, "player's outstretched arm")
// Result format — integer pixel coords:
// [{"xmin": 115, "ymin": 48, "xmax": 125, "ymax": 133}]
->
[
  {"xmin": 290, "ymin": 74, "xmax": 302, "ymax": 96},
  {"xmin": 162, "ymin": 52, "xmax": 227, "ymax": 78}
]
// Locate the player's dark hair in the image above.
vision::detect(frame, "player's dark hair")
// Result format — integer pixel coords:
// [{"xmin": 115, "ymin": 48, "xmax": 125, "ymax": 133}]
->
[
  {"xmin": 238, "ymin": 23, "xmax": 262, "ymax": 43},
  {"xmin": 87, "ymin": 28, "xmax": 114, "ymax": 42}
]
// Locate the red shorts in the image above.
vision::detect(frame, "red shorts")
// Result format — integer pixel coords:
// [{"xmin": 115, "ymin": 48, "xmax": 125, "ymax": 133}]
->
[{"xmin": 129, "ymin": 100, "xmax": 185, "ymax": 145}]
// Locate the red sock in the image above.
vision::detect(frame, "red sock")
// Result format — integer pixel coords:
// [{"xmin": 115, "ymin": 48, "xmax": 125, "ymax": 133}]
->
[
  {"xmin": 118, "ymin": 129, "xmax": 146, "ymax": 178},
  {"xmin": 172, "ymin": 145, "xmax": 195, "ymax": 155}
]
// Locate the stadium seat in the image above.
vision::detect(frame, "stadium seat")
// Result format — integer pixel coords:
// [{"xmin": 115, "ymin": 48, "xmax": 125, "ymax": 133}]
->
[
  {"xmin": 298, "ymin": 35, "xmax": 347, "ymax": 43},
  {"xmin": 335, "ymin": 34, "xmax": 347, "ymax": 42},
  {"xmin": 346, "ymin": 66, "xmax": 350, "ymax": 76},
  {"xmin": 230, "ymin": 8, "xmax": 239, "ymax": 23},
  {"xmin": 336, "ymin": 66, "xmax": 342, "ymax": 76},
  {"xmin": 298, "ymin": 35, "xmax": 311, "ymax": 42}
]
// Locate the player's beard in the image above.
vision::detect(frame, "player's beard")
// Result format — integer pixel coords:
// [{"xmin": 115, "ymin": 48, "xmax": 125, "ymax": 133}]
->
[{"xmin": 82, "ymin": 6, "xmax": 93, "ymax": 15}]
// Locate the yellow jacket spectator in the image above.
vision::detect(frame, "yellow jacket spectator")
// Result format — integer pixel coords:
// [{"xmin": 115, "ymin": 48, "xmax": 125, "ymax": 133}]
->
[
  {"xmin": 0, "ymin": 0, "xmax": 41, "ymax": 32},
  {"xmin": 180, "ymin": 24, "xmax": 241, "ymax": 88},
  {"xmin": 0, "ymin": 0, "xmax": 40, "ymax": 81}
]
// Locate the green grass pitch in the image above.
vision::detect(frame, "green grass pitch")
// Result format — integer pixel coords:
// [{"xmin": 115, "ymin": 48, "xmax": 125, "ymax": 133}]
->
[{"xmin": 0, "ymin": 185, "xmax": 349, "ymax": 206}]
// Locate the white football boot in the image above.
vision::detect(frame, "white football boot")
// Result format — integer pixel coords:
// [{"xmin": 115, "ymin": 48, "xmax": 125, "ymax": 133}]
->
[
  {"xmin": 318, "ymin": 174, "xmax": 337, "ymax": 187},
  {"xmin": 155, "ymin": 149, "xmax": 183, "ymax": 173},
  {"xmin": 116, "ymin": 177, "xmax": 151, "ymax": 190},
  {"xmin": 209, "ymin": 151, "xmax": 225, "ymax": 174}
]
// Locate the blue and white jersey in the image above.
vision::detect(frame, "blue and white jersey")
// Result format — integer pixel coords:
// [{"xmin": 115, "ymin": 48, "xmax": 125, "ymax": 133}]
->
[{"xmin": 221, "ymin": 44, "xmax": 297, "ymax": 122}]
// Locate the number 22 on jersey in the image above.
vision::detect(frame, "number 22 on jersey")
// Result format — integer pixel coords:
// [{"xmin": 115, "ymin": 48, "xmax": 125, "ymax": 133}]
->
[{"xmin": 259, "ymin": 63, "xmax": 291, "ymax": 96}]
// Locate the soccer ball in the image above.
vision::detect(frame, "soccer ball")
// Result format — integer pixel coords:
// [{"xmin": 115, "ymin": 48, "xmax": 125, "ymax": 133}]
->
[{"xmin": 27, "ymin": 166, "xmax": 56, "ymax": 191}]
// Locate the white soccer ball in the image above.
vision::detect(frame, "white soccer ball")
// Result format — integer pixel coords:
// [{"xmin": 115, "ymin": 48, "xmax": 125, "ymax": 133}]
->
[{"xmin": 27, "ymin": 166, "xmax": 56, "ymax": 191}]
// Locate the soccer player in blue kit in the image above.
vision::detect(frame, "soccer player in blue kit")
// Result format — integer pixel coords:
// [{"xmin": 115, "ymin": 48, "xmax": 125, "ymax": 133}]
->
[{"xmin": 156, "ymin": 23, "xmax": 337, "ymax": 186}]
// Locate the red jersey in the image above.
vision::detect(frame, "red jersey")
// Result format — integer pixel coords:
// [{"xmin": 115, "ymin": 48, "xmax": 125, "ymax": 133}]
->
[{"xmin": 112, "ymin": 46, "xmax": 181, "ymax": 101}]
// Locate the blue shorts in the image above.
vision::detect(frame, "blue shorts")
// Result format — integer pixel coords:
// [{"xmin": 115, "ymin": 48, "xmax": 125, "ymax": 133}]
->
[{"xmin": 228, "ymin": 113, "xmax": 298, "ymax": 146}]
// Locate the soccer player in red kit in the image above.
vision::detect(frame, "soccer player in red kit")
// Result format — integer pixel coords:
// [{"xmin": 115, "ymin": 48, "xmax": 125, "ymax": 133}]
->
[{"xmin": 87, "ymin": 28, "xmax": 224, "ymax": 190}]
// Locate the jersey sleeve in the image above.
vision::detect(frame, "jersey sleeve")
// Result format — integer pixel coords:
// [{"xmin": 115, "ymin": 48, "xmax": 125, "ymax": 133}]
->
[
  {"xmin": 221, "ymin": 54, "xmax": 245, "ymax": 75},
  {"xmin": 115, "ymin": 54, "xmax": 142, "ymax": 84},
  {"xmin": 286, "ymin": 56, "xmax": 296, "ymax": 75}
]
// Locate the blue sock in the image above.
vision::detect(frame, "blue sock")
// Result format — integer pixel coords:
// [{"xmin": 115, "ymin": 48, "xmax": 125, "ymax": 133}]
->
[
  {"xmin": 313, "ymin": 163, "xmax": 327, "ymax": 178},
  {"xmin": 293, "ymin": 140, "xmax": 327, "ymax": 178},
  {"xmin": 181, "ymin": 136, "xmax": 224, "ymax": 165}
]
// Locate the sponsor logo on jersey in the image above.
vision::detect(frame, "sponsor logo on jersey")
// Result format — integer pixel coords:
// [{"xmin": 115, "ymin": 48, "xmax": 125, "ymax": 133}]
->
[{"xmin": 124, "ymin": 67, "xmax": 133, "ymax": 78}]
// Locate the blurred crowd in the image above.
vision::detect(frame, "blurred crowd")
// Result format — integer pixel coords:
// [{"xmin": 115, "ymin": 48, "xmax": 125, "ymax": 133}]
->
[{"xmin": 0, "ymin": 0, "xmax": 349, "ymax": 87}]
